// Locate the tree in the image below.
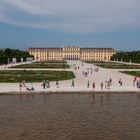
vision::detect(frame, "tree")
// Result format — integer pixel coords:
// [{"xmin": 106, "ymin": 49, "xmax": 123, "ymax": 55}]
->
[{"xmin": 111, "ymin": 51, "xmax": 140, "ymax": 63}]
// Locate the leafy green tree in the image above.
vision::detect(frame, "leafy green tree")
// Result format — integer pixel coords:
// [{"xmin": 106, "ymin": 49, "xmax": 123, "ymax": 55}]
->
[
  {"xmin": 0, "ymin": 48, "xmax": 34, "ymax": 64},
  {"xmin": 111, "ymin": 51, "xmax": 140, "ymax": 63}
]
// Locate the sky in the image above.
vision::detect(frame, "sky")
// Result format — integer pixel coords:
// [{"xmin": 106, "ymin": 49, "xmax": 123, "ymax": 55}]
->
[{"xmin": 0, "ymin": 0, "xmax": 140, "ymax": 51}]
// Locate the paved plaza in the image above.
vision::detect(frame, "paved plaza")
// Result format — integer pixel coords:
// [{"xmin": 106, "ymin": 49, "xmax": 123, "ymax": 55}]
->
[{"xmin": 0, "ymin": 61, "xmax": 140, "ymax": 94}]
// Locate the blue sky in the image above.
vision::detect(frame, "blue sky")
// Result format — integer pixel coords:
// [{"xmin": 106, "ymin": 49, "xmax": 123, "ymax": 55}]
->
[{"xmin": 0, "ymin": 0, "xmax": 140, "ymax": 51}]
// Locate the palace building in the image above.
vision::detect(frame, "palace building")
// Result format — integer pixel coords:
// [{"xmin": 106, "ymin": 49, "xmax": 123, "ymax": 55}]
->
[{"xmin": 28, "ymin": 46, "xmax": 116, "ymax": 61}]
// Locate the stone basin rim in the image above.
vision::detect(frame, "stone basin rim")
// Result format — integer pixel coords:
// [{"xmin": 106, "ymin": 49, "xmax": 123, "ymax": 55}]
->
[{"xmin": 0, "ymin": 90, "xmax": 140, "ymax": 96}]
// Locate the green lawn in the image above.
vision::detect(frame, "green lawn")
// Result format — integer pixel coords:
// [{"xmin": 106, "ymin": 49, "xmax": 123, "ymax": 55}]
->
[
  {"xmin": 121, "ymin": 71, "xmax": 140, "ymax": 77},
  {"xmin": 33, "ymin": 60, "xmax": 67, "ymax": 63},
  {"xmin": 10, "ymin": 62, "xmax": 70, "ymax": 69},
  {"xmin": 0, "ymin": 70, "xmax": 75, "ymax": 83},
  {"xmin": 85, "ymin": 61, "xmax": 140, "ymax": 69}
]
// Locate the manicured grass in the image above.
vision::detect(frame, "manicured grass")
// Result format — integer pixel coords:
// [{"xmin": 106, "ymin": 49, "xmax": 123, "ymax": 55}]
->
[
  {"xmin": 85, "ymin": 61, "xmax": 140, "ymax": 69},
  {"xmin": 10, "ymin": 62, "xmax": 70, "ymax": 69},
  {"xmin": 0, "ymin": 70, "xmax": 75, "ymax": 83},
  {"xmin": 33, "ymin": 60, "xmax": 67, "ymax": 63},
  {"xmin": 121, "ymin": 71, "xmax": 140, "ymax": 77}
]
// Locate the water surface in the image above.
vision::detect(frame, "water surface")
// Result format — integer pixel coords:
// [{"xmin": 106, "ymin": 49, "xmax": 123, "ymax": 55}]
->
[{"xmin": 0, "ymin": 94, "xmax": 140, "ymax": 140}]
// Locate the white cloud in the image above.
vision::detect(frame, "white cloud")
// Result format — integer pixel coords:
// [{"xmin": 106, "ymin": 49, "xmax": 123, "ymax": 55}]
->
[{"xmin": 0, "ymin": 0, "xmax": 140, "ymax": 33}]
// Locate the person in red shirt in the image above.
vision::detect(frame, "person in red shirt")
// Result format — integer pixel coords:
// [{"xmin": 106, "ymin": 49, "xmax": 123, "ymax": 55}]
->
[
  {"xmin": 92, "ymin": 82, "xmax": 95, "ymax": 89},
  {"xmin": 133, "ymin": 76, "xmax": 137, "ymax": 86}
]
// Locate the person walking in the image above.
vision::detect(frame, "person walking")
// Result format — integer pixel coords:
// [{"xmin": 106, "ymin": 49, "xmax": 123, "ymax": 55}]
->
[
  {"xmin": 71, "ymin": 79, "xmax": 75, "ymax": 87},
  {"xmin": 87, "ymin": 80, "xmax": 90, "ymax": 88},
  {"xmin": 92, "ymin": 82, "xmax": 95, "ymax": 89},
  {"xmin": 42, "ymin": 80, "xmax": 46, "ymax": 89},
  {"xmin": 136, "ymin": 79, "xmax": 140, "ymax": 88},
  {"xmin": 31, "ymin": 83, "xmax": 34, "ymax": 91},
  {"xmin": 19, "ymin": 81, "xmax": 22, "ymax": 91},
  {"xmin": 109, "ymin": 78, "xmax": 112, "ymax": 86},
  {"xmin": 118, "ymin": 78, "xmax": 123, "ymax": 86},
  {"xmin": 22, "ymin": 80, "xmax": 26, "ymax": 87},
  {"xmin": 56, "ymin": 80, "xmax": 59, "ymax": 88},
  {"xmin": 136, "ymin": 80, "xmax": 139, "ymax": 88},
  {"xmin": 138, "ymin": 80, "xmax": 140, "ymax": 88},
  {"xmin": 100, "ymin": 82, "xmax": 104, "ymax": 90}
]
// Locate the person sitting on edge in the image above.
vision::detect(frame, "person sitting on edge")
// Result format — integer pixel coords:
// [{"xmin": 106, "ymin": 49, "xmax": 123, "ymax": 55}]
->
[
  {"xmin": 26, "ymin": 87, "xmax": 34, "ymax": 91},
  {"xmin": 31, "ymin": 86, "xmax": 34, "ymax": 91}
]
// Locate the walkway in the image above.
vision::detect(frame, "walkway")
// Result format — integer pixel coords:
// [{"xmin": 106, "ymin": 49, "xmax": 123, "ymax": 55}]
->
[{"xmin": 0, "ymin": 61, "xmax": 140, "ymax": 94}]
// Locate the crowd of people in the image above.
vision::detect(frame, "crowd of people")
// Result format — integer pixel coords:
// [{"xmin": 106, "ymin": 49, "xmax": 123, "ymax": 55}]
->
[
  {"xmin": 70, "ymin": 61, "xmax": 140, "ymax": 91},
  {"xmin": 18, "ymin": 61, "xmax": 140, "ymax": 92}
]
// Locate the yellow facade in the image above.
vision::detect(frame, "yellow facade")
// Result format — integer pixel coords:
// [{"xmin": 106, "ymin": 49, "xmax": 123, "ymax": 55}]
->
[{"xmin": 29, "ymin": 46, "xmax": 116, "ymax": 61}]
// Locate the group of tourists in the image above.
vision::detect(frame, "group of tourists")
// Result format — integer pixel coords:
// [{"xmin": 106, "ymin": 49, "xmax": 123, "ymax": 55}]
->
[
  {"xmin": 86, "ymin": 67, "xmax": 94, "ymax": 74},
  {"xmin": 19, "ymin": 80, "xmax": 34, "ymax": 91},
  {"xmin": 98, "ymin": 78, "xmax": 123, "ymax": 90},
  {"xmin": 74, "ymin": 66, "xmax": 80, "ymax": 70},
  {"xmin": 104, "ymin": 78, "xmax": 112, "ymax": 89},
  {"xmin": 41, "ymin": 79, "xmax": 75, "ymax": 88},
  {"xmin": 94, "ymin": 67, "xmax": 99, "ymax": 72},
  {"xmin": 82, "ymin": 71, "xmax": 89, "ymax": 77},
  {"xmin": 42, "ymin": 80, "xmax": 60, "ymax": 89},
  {"xmin": 82, "ymin": 67, "xmax": 98, "ymax": 78},
  {"xmin": 97, "ymin": 79, "xmax": 112, "ymax": 90}
]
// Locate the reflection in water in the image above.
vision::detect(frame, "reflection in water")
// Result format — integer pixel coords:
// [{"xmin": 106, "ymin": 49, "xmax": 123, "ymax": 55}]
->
[
  {"xmin": 107, "ymin": 93, "xmax": 110, "ymax": 102},
  {"xmin": 100, "ymin": 94, "xmax": 103, "ymax": 107},
  {"xmin": 0, "ymin": 94, "xmax": 140, "ymax": 140},
  {"xmin": 137, "ymin": 93, "xmax": 140, "ymax": 99},
  {"xmin": 91, "ymin": 94, "xmax": 95, "ymax": 104},
  {"xmin": 43, "ymin": 94, "xmax": 46, "ymax": 103},
  {"xmin": 19, "ymin": 94, "xmax": 23, "ymax": 101}
]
